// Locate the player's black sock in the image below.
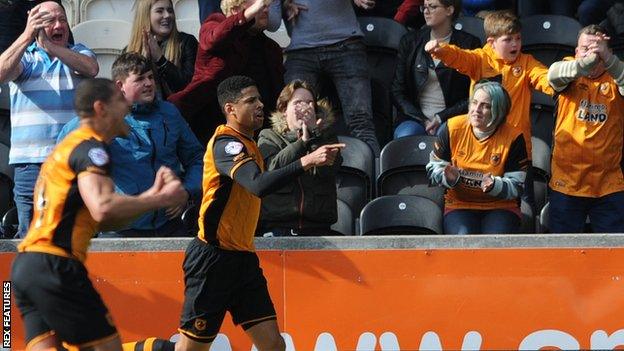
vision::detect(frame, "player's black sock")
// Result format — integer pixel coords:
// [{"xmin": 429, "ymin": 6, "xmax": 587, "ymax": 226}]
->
[{"xmin": 122, "ymin": 337, "xmax": 175, "ymax": 351}]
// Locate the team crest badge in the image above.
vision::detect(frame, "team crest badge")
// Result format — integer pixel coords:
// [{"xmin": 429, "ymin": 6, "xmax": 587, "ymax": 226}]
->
[
  {"xmin": 88, "ymin": 148, "xmax": 109, "ymax": 166},
  {"xmin": 600, "ymin": 82, "xmax": 610, "ymax": 96},
  {"xmin": 511, "ymin": 66, "xmax": 522, "ymax": 77},
  {"xmin": 225, "ymin": 141, "xmax": 244, "ymax": 155},
  {"xmin": 194, "ymin": 318, "xmax": 207, "ymax": 331},
  {"xmin": 490, "ymin": 153, "xmax": 501, "ymax": 166}
]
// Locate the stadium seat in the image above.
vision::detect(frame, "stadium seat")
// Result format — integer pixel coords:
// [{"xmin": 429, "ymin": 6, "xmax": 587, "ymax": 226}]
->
[
  {"xmin": 531, "ymin": 136, "xmax": 551, "ymax": 176},
  {"xmin": 1, "ymin": 206, "xmax": 17, "ymax": 239},
  {"xmin": 357, "ymin": 16, "xmax": 408, "ymax": 146},
  {"xmin": 377, "ymin": 135, "xmax": 445, "ymax": 209},
  {"xmin": 61, "ymin": 0, "xmax": 77, "ymax": 27},
  {"xmin": 530, "ymin": 92, "xmax": 555, "ymax": 148},
  {"xmin": 335, "ymin": 136, "xmax": 375, "ymax": 216},
  {"xmin": 181, "ymin": 204, "xmax": 198, "ymax": 236},
  {"xmin": 359, "ymin": 195, "xmax": 443, "ymax": 235},
  {"xmin": 0, "ymin": 143, "xmax": 12, "ymax": 181},
  {"xmin": 520, "ymin": 15, "xmax": 581, "ymax": 66},
  {"xmin": 0, "ymin": 83, "xmax": 10, "ymax": 147},
  {"xmin": 177, "ymin": 19, "xmax": 200, "ymax": 39},
  {"xmin": 538, "ymin": 201, "xmax": 549, "ymax": 233},
  {"xmin": 0, "ymin": 175, "xmax": 12, "ymax": 226},
  {"xmin": 0, "ymin": 83, "xmax": 9, "ymax": 110},
  {"xmin": 358, "ymin": 16, "xmax": 406, "ymax": 51},
  {"xmin": 80, "ymin": 0, "xmax": 134, "ymax": 23},
  {"xmin": 454, "ymin": 16, "xmax": 486, "ymax": 44},
  {"xmin": 532, "ymin": 171, "xmax": 548, "ymax": 229},
  {"xmin": 330, "ymin": 199, "xmax": 354, "ymax": 235},
  {"xmin": 520, "ymin": 199, "xmax": 534, "ymax": 234},
  {"xmin": 173, "ymin": 0, "xmax": 199, "ymax": 20},
  {"xmin": 72, "ymin": 20, "xmax": 132, "ymax": 79}
]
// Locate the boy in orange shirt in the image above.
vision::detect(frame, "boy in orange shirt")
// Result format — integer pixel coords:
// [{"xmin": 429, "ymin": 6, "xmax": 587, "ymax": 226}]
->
[{"xmin": 425, "ymin": 10, "xmax": 554, "ymax": 211}]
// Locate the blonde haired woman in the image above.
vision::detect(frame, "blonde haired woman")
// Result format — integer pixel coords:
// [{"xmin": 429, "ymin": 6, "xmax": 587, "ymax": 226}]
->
[{"xmin": 127, "ymin": 0, "xmax": 198, "ymax": 97}]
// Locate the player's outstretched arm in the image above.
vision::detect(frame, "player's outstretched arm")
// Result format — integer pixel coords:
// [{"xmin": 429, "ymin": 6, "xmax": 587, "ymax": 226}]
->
[
  {"xmin": 78, "ymin": 166, "xmax": 187, "ymax": 228},
  {"xmin": 225, "ymin": 141, "xmax": 344, "ymax": 198}
]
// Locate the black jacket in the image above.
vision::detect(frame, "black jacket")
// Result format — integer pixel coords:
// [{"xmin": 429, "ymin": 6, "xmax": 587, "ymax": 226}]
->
[
  {"xmin": 155, "ymin": 31, "xmax": 198, "ymax": 97},
  {"xmin": 391, "ymin": 27, "xmax": 481, "ymax": 126}
]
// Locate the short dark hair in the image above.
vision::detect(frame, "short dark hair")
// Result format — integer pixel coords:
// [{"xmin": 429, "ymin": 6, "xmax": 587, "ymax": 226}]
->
[
  {"xmin": 111, "ymin": 52, "xmax": 151, "ymax": 82},
  {"xmin": 217, "ymin": 75, "xmax": 257, "ymax": 110},
  {"xmin": 74, "ymin": 78, "xmax": 118, "ymax": 117},
  {"xmin": 439, "ymin": 0, "xmax": 462, "ymax": 22}
]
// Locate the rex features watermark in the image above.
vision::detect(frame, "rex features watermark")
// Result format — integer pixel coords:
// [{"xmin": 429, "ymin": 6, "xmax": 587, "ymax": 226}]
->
[{"xmin": 3, "ymin": 281, "xmax": 10, "ymax": 349}]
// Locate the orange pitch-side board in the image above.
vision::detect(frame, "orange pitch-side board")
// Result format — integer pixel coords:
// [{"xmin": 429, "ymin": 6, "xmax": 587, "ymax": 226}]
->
[{"xmin": 2, "ymin": 248, "xmax": 624, "ymax": 350}]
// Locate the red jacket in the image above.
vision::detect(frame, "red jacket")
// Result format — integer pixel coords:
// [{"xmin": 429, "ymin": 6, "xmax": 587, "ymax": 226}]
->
[
  {"xmin": 394, "ymin": 0, "xmax": 422, "ymax": 25},
  {"xmin": 168, "ymin": 11, "xmax": 284, "ymax": 144}
]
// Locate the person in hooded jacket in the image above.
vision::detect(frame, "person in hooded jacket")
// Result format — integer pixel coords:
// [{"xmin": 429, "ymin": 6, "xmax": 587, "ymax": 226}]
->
[{"xmin": 257, "ymin": 80, "xmax": 343, "ymax": 236}]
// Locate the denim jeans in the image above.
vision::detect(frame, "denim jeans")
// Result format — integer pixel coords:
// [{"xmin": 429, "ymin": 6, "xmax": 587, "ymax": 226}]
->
[
  {"xmin": 13, "ymin": 163, "xmax": 41, "ymax": 238},
  {"xmin": 393, "ymin": 120, "xmax": 427, "ymax": 139},
  {"xmin": 549, "ymin": 189, "xmax": 624, "ymax": 233},
  {"xmin": 284, "ymin": 38, "xmax": 380, "ymax": 156},
  {"xmin": 444, "ymin": 209, "xmax": 520, "ymax": 234}
]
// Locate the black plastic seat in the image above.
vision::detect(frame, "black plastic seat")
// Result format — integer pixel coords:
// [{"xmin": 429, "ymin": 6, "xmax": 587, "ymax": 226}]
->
[
  {"xmin": 330, "ymin": 199, "xmax": 354, "ymax": 235},
  {"xmin": 359, "ymin": 195, "xmax": 443, "ymax": 235},
  {"xmin": 358, "ymin": 16, "xmax": 407, "ymax": 51},
  {"xmin": 335, "ymin": 136, "xmax": 375, "ymax": 216},
  {"xmin": 0, "ymin": 142, "xmax": 12, "ymax": 182},
  {"xmin": 531, "ymin": 136, "xmax": 551, "ymax": 176},
  {"xmin": 377, "ymin": 135, "xmax": 445, "ymax": 209},
  {"xmin": 530, "ymin": 94, "xmax": 555, "ymax": 149},
  {"xmin": 454, "ymin": 16, "xmax": 486, "ymax": 44},
  {"xmin": 520, "ymin": 15, "xmax": 581, "ymax": 66},
  {"xmin": 538, "ymin": 201, "xmax": 550, "ymax": 233},
  {"xmin": 181, "ymin": 204, "xmax": 198, "ymax": 237},
  {"xmin": 1, "ymin": 206, "xmax": 17, "ymax": 239}
]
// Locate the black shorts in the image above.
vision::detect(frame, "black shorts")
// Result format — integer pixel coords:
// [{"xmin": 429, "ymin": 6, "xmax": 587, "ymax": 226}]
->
[
  {"xmin": 10, "ymin": 252, "xmax": 118, "ymax": 348},
  {"xmin": 179, "ymin": 238, "xmax": 276, "ymax": 343}
]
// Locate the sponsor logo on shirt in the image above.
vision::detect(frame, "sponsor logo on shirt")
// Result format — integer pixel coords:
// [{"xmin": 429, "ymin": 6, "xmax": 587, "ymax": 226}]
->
[
  {"xmin": 577, "ymin": 99, "xmax": 608, "ymax": 123},
  {"xmin": 459, "ymin": 169, "xmax": 485, "ymax": 189}
]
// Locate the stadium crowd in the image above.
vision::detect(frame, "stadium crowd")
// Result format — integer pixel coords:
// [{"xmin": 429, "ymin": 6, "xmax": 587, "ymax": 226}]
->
[{"xmin": 1, "ymin": 0, "xmax": 624, "ymax": 238}]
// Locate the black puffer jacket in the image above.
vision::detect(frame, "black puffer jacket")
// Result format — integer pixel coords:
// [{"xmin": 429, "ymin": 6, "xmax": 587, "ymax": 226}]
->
[
  {"xmin": 391, "ymin": 27, "xmax": 481, "ymax": 125},
  {"xmin": 257, "ymin": 100, "xmax": 342, "ymax": 231}
]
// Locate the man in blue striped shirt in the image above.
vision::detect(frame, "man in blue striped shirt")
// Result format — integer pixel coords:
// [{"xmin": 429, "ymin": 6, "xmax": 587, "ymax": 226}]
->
[{"xmin": 0, "ymin": 1, "xmax": 98, "ymax": 237}]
